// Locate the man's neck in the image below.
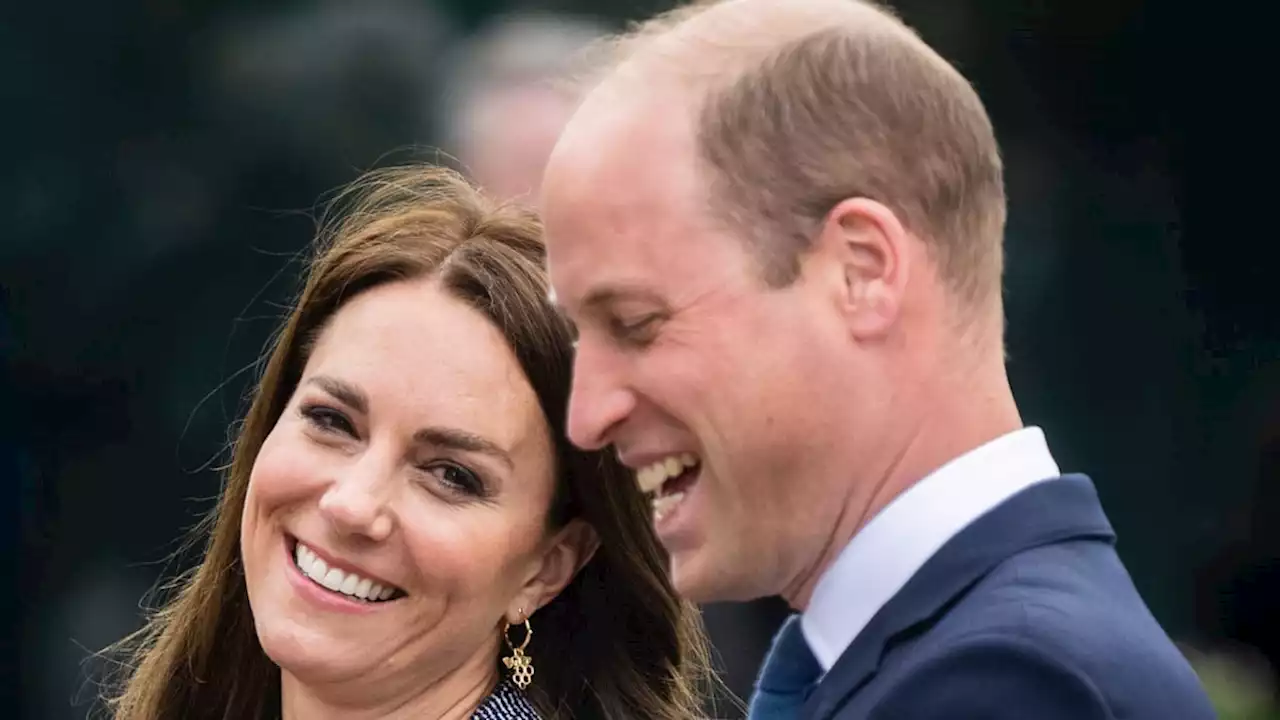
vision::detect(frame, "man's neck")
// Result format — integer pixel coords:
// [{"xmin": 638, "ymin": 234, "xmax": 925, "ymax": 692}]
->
[{"xmin": 781, "ymin": 355, "xmax": 1022, "ymax": 610}]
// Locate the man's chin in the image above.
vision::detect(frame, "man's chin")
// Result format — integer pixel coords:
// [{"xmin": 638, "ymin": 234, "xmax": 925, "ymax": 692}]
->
[
  {"xmin": 668, "ymin": 551, "xmax": 709, "ymax": 602},
  {"xmin": 669, "ymin": 550, "xmax": 763, "ymax": 604}
]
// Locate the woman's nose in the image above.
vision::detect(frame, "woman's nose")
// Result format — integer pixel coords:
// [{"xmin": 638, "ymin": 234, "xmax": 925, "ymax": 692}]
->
[{"xmin": 317, "ymin": 458, "xmax": 395, "ymax": 542}]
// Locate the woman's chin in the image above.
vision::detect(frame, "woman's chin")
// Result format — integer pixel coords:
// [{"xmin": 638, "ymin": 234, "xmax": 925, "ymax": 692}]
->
[{"xmin": 256, "ymin": 617, "xmax": 379, "ymax": 685}]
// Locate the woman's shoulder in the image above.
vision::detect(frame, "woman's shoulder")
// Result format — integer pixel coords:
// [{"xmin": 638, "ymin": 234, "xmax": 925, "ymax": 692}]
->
[{"xmin": 471, "ymin": 680, "xmax": 542, "ymax": 720}]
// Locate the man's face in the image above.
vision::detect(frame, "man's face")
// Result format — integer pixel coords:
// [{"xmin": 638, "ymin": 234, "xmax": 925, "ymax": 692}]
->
[{"xmin": 541, "ymin": 88, "xmax": 859, "ymax": 602}]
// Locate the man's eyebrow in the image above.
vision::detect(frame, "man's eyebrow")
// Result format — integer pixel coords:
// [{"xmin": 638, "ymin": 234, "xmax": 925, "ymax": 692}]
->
[
  {"xmin": 306, "ymin": 375, "xmax": 368, "ymax": 414},
  {"xmin": 580, "ymin": 284, "xmax": 667, "ymax": 311},
  {"xmin": 413, "ymin": 426, "xmax": 513, "ymax": 470}
]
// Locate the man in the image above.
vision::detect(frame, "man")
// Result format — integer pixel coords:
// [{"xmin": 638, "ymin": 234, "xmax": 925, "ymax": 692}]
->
[{"xmin": 540, "ymin": 0, "xmax": 1216, "ymax": 718}]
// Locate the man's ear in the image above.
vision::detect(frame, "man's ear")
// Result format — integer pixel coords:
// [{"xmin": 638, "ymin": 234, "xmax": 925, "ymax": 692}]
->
[
  {"xmin": 808, "ymin": 197, "xmax": 910, "ymax": 340},
  {"xmin": 507, "ymin": 519, "xmax": 600, "ymax": 622}
]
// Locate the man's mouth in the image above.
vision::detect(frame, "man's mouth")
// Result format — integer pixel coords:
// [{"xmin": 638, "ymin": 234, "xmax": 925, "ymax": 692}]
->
[
  {"xmin": 290, "ymin": 539, "xmax": 406, "ymax": 604},
  {"xmin": 636, "ymin": 453, "xmax": 701, "ymax": 522}
]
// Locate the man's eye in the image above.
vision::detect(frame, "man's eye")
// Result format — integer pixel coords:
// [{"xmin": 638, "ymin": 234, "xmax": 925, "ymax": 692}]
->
[{"xmin": 610, "ymin": 315, "xmax": 660, "ymax": 343}]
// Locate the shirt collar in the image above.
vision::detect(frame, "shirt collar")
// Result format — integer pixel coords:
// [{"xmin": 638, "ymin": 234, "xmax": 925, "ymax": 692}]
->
[{"xmin": 800, "ymin": 426, "xmax": 1061, "ymax": 671}]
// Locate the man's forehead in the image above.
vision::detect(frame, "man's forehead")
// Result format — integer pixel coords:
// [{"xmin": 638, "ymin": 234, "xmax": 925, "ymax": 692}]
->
[
  {"xmin": 547, "ymin": 260, "xmax": 661, "ymax": 312},
  {"xmin": 549, "ymin": 79, "xmax": 695, "ymax": 180},
  {"xmin": 542, "ymin": 84, "xmax": 713, "ymax": 310},
  {"xmin": 546, "ymin": 127, "xmax": 701, "ymax": 241}
]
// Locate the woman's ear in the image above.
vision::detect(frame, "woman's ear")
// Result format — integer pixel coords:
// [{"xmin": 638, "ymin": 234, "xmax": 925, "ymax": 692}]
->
[{"xmin": 508, "ymin": 519, "xmax": 600, "ymax": 622}]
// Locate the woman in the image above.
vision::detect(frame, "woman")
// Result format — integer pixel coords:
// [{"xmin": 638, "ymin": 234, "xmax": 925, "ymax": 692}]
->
[{"xmin": 107, "ymin": 166, "xmax": 714, "ymax": 719}]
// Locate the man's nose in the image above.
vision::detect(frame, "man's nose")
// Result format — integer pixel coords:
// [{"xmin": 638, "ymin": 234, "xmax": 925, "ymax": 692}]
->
[{"xmin": 566, "ymin": 341, "xmax": 636, "ymax": 451}]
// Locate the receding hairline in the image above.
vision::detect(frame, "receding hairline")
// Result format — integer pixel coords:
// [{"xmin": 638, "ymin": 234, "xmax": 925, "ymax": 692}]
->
[
  {"xmin": 592, "ymin": 0, "xmax": 929, "ymax": 95},
  {"xmin": 551, "ymin": 0, "xmax": 965, "ymax": 231},
  {"xmin": 558, "ymin": 0, "xmax": 1008, "ymax": 326},
  {"xmin": 557, "ymin": 1, "xmax": 917, "ymax": 151},
  {"xmin": 566, "ymin": 0, "xmax": 967, "ymax": 187}
]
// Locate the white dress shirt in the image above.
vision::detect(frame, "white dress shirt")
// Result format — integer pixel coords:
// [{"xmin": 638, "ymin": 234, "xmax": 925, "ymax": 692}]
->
[{"xmin": 800, "ymin": 426, "xmax": 1062, "ymax": 673}]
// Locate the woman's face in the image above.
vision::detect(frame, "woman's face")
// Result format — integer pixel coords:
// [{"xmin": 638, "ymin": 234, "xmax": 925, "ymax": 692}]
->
[{"xmin": 241, "ymin": 277, "xmax": 579, "ymax": 699}]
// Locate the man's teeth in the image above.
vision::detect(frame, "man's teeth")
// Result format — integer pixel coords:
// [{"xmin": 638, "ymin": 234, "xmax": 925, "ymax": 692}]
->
[
  {"xmin": 294, "ymin": 542, "xmax": 397, "ymax": 602},
  {"xmin": 636, "ymin": 453, "xmax": 699, "ymax": 494},
  {"xmin": 653, "ymin": 492, "xmax": 686, "ymax": 522}
]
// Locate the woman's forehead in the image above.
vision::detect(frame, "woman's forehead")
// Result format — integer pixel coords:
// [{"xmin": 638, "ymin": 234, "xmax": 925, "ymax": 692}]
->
[{"xmin": 305, "ymin": 279, "xmax": 552, "ymax": 460}]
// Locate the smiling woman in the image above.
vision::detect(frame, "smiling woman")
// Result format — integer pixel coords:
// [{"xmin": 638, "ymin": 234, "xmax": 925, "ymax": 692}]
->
[{"xmin": 104, "ymin": 166, "xmax": 715, "ymax": 720}]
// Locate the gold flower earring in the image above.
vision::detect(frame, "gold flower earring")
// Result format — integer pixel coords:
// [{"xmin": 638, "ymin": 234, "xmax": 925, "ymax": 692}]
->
[{"xmin": 502, "ymin": 610, "xmax": 534, "ymax": 690}]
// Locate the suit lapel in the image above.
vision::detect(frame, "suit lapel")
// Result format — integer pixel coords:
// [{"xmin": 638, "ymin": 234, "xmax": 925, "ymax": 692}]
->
[{"xmin": 802, "ymin": 474, "xmax": 1116, "ymax": 720}]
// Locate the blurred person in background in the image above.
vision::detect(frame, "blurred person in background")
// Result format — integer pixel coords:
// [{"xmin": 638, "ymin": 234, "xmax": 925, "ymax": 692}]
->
[
  {"xmin": 541, "ymin": 0, "xmax": 1215, "ymax": 718},
  {"xmin": 107, "ymin": 166, "xmax": 713, "ymax": 720},
  {"xmin": 438, "ymin": 12, "xmax": 611, "ymax": 203}
]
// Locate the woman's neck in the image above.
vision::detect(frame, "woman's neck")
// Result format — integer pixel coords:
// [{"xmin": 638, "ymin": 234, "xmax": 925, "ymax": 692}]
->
[{"xmin": 280, "ymin": 661, "xmax": 498, "ymax": 720}]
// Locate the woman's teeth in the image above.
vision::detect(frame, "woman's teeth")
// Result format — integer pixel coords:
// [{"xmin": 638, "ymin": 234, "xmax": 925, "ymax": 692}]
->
[
  {"xmin": 293, "ymin": 542, "xmax": 399, "ymax": 602},
  {"xmin": 636, "ymin": 453, "xmax": 699, "ymax": 494}
]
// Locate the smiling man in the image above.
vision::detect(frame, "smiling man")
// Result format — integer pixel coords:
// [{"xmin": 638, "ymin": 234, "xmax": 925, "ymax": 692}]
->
[{"xmin": 540, "ymin": 0, "xmax": 1216, "ymax": 718}]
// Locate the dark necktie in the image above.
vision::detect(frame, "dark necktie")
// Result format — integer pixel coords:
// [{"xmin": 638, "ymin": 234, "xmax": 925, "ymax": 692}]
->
[{"xmin": 747, "ymin": 614, "xmax": 823, "ymax": 720}]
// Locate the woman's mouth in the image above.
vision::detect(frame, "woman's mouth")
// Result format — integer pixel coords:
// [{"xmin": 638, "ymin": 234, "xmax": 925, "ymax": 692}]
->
[{"xmin": 289, "ymin": 538, "xmax": 407, "ymax": 604}]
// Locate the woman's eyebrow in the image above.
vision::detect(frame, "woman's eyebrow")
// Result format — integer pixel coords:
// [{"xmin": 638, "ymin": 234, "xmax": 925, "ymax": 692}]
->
[
  {"xmin": 306, "ymin": 375, "xmax": 368, "ymax": 413},
  {"xmin": 306, "ymin": 374, "xmax": 514, "ymax": 469},
  {"xmin": 413, "ymin": 426, "xmax": 513, "ymax": 470}
]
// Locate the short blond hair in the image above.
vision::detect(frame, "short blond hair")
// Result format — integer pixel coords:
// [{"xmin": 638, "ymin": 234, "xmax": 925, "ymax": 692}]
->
[{"xmin": 593, "ymin": 0, "xmax": 1006, "ymax": 307}]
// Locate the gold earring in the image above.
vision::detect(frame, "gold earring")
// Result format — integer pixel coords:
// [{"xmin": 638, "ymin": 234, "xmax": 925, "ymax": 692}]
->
[{"xmin": 502, "ymin": 611, "xmax": 534, "ymax": 690}]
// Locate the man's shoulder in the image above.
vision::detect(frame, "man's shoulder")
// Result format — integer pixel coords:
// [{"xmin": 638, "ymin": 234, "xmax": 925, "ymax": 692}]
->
[
  {"xmin": 809, "ymin": 478, "xmax": 1215, "ymax": 719},
  {"xmin": 827, "ymin": 541, "xmax": 1214, "ymax": 719},
  {"xmin": 924, "ymin": 539, "xmax": 1182, "ymax": 667},
  {"xmin": 819, "ymin": 530, "xmax": 1154, "ymax": 658},
  {"xmin": 830, "ymin": 631, "xmax": 1115, "ymax": 719},
  {"xmin": 829, "ymin": 626, "xmax": 1215, "ymax": 720}
]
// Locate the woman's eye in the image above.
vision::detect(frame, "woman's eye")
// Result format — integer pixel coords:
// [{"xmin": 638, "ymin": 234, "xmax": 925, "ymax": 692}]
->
[
  {"xmin": 425, "ymin": 463, "xmax": 485, "ymax": 497},
  {"xmin": 301, "ymin": 405, "xmax": 356, "ymax": 436}
]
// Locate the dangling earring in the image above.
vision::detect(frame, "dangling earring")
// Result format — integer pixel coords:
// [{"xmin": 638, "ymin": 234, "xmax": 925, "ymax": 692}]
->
[{"xmin": 502, "ymin": 610, "xmax": 535, "ymax": 690}]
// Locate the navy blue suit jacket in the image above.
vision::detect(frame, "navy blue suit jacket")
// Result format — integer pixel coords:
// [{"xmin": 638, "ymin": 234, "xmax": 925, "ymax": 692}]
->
[{"xmin": 802, "ymin": 475, "xmax": 1216, "ymax": 719}]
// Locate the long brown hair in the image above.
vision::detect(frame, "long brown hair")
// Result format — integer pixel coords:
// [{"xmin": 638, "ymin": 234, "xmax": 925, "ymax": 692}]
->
[{"xmin": 106, "ymin": 166, "xmax": 715, "ymax": 719}]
